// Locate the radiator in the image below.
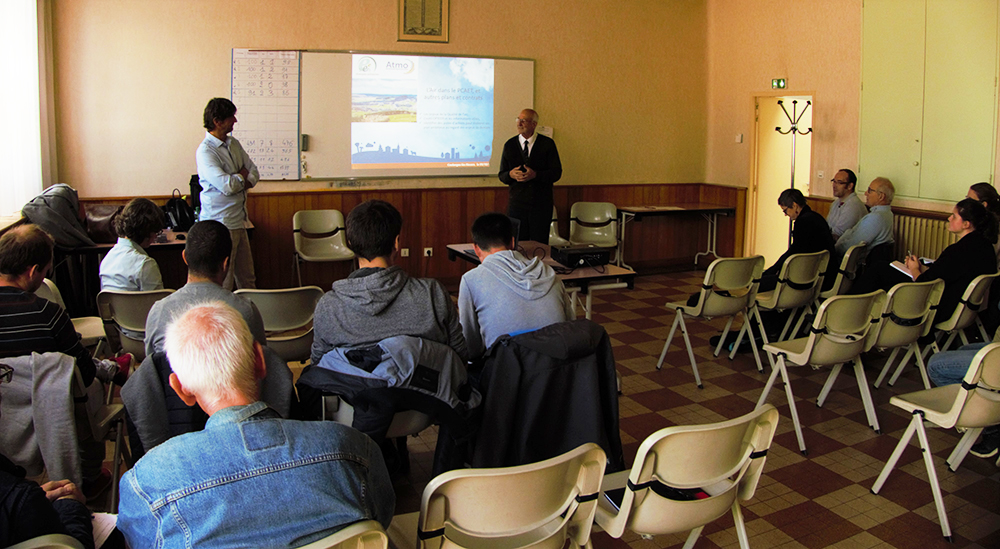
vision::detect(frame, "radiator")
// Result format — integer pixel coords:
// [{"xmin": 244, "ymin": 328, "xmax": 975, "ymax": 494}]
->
[{"xmin": 892, "ymin": 214, "xmax": 956, "ymax": 261}]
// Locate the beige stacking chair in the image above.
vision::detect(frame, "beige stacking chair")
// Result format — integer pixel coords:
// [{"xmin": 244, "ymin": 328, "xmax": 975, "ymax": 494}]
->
[
  {"xmin": 927, "ymin": 272, "xmax": 1000, "ymax": 354},
  {"xmin": 293, "ymin": 209, "xmax": 355, "ymax": 287},
  {"xmin": 820, "ymin": 242, "xmax": 866, "ymax": 299},
  {"xmin": 735, "ymin": 250, "xmax": 829, "ymax": 372},
  {"xmin": 388, "ymin": 443, "xmax": 606, "ymax": 549},
  {"xmin": 295, "ymin": 520, "xmax": 387, "ymax": 549},
  {"xmin": 656, "ymin": 255, "xmax": 766, "ymax": 387},
  {"xmin": 235, "ymin": 286, "xmax": 324, "ymax": 363},
  {"xmin": 549, "ymin": 206, "xmax": 570, "ymax": 247},
  {"xmin": 756, "ymin": 291, "xmax": 885, "ymax": 454},
  {"xmin": 569, "ymin": 202, "xmax": 618, "ymax": 248},
  {"xmin": 7, "ymin": 534, "xmax": 85, "ymax": 549},
  {"xmin": 595, "ymin": 405, "xmax": 779, "ymax": 549},
  {"xmin": 870, "ymin": 280, "xmax": 945, "ymax": 390},
  {"xmin": 96, "ymin": 289, "xmax": 175, "ymax": 362},
  {"xmin": 871, "ymin": 343, "xmax": 1000, "ymax": 542}
]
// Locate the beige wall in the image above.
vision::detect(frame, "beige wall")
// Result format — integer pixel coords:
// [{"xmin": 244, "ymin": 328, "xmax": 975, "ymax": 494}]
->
[
  {"xmin": 705, "ymin": 0, "xmax": 862, "ymax": 198},
  {"xmin": 52, "ymin": 0, "xmax": 709, "ymax": 198}
]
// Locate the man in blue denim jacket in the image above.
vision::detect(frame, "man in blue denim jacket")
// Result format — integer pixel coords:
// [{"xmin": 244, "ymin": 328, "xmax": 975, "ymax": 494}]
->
[{"xmin": 117, "ymin": 302, "xmax": 394, "ymax": 548}]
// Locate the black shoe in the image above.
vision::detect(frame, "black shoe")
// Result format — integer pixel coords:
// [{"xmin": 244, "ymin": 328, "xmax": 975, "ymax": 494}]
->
[
  {"xmin": 970, "ymin": 429, "xmax": 1000, "ymax": 459},
  {"xmin": 709, "ymin": 332, "xmax": 740, "ymax": 349}
]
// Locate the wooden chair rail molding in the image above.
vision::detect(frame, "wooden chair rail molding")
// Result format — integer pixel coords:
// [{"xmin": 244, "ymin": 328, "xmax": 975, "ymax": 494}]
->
[{"xmin": 80, "ymin": 183, "xmax": 746, "ymax": 289}]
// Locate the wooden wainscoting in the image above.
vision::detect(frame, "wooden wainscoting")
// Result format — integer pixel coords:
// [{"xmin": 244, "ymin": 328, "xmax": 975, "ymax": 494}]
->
[{"xmin": 80, "ymin": 183, "xmax": 746, "ymax": 290}]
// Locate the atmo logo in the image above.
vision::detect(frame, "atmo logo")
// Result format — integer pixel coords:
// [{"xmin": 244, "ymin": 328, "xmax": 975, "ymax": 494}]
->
[
  {"xmin": 357, "ymin": 57, "xmax": 377, "ymax": 73},
  {"xmin": 384, "ymin": 59, "xmax": 415, "ymax": 73}
]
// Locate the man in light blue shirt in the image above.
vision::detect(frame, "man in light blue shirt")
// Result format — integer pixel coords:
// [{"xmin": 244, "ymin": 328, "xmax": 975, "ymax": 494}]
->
[
  {"xmin": 196, "ymin": 98, "xmax": 259, "ymax": 290},
  {"xmin": 826, "ymin": 169, "xmax": 867, "ymax": 238},
  {"xmin": 118, "ymin": 301, "xmax": 394, "ymax": 547},
  {"xmin": 835, "ymin": 176, "xmax": 895, "ymax": 257}
]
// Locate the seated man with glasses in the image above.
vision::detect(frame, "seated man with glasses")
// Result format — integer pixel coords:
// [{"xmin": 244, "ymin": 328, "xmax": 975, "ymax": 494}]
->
[
  {"xmin": 835, "ymin": 176, "xmax": 895, "ymax": 259},
  {"xmin": 827, "ymin": 168, "xmax": 867, "ymax": 238},
  {"xmin": 757, "ymin": 188, "xmax": 836, "ymax": 293}
]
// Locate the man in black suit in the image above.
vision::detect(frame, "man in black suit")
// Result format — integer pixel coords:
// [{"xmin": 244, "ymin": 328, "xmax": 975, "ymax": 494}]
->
[{"xmin": 498, "ymin": 109, "xmax": 562, "ymax": 243}]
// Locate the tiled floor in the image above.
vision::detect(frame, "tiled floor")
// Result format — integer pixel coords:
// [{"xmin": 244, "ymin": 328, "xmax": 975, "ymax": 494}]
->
[{"xmin": 389, "ymin": 271, "xmax": 1000, "ymax": 549}]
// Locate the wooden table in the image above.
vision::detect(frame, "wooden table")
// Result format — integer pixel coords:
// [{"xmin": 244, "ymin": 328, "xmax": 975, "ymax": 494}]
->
[
  {"xmin": 617, "ymin": 203, "xmax": 736, "ymax": 269},
  {"xmin": 447, "ymin": 241, "xmax": 636, "ymax": 319}
]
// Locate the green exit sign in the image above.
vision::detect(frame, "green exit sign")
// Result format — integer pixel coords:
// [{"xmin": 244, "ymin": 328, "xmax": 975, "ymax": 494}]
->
[{"xmin": 772, "ymin": 78, "xmax": 787, "ymax": 89}]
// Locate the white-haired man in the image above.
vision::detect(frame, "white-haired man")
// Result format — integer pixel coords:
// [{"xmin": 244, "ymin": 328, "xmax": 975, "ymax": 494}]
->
[{"xmin": 118, "ymin": 302, "xmax": 394, "ymax": 547}]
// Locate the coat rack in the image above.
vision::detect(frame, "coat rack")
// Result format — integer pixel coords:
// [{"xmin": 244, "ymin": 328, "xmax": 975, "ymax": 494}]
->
[{"xmin": 775, "ymin": 99, "xmax": 812, "ymax": 245}]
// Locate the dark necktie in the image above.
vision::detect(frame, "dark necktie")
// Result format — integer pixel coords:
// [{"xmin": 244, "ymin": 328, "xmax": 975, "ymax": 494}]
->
[{"xmin": 523, "ymin": 140, "xmax": 529, "ymax": 160}]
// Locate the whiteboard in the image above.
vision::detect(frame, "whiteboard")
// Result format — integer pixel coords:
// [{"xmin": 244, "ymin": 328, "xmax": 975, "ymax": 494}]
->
[{"xmin": 231, "ymin": 49, "xmax": 301, "ymax": 180}]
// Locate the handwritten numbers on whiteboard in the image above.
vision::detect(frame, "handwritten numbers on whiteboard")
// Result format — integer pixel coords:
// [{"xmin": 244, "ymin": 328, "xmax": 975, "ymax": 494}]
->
[{"xmin": 231, "ymin": 49, "xmax": 300, "ymax": 180}]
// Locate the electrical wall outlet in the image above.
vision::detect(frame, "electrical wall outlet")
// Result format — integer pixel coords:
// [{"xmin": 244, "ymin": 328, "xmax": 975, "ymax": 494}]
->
[
  {"xmin": 423, "ymin": 247, "xmax": 433, "ymax": 257},
  {"xmin": 400, "ymin": 248, "xmax": 409, "ymax": 257}
]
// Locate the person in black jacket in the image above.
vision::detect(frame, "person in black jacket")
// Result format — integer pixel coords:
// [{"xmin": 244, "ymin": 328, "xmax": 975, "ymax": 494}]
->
[
  {"xmin": 498, "ymin": 109, "xmax": 562, "ymax": 243},
  {"xmin": 895, "ymin": 198, "xmax": 998, "ymax": 323},
  {"xmin": 758, "ymin": 188, "xmax": 836, "ymax": 293},
  {"xmin": 0, "ymin": 362, "xmax": 94, "ymax": 549}
]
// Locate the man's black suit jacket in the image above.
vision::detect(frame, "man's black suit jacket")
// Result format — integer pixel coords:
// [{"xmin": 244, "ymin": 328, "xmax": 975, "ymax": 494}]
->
[{"xmin": 498, "ymin": 133, "xmax": 562, "ymax": 242}]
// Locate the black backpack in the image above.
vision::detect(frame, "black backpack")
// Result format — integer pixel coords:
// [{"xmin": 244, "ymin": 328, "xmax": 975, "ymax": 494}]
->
[{"xmin": 163, "ymin": 188, "xmax": 196, "ymax": 232}]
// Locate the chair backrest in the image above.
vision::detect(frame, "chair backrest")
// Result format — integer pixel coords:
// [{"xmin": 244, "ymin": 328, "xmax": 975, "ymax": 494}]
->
[
  {"xmin": 866, "ymin": 280, "xmax": 945, "ymax": 351},
  {"xmin": 295, "ymin": 520, "xmax": 388, "ymax": 549},
  {"xmin": 293, "ymin": 210, "xmax": 355, "ymax": 261},
  {"xmin": 415, "ymin": 443, "xmax": 606, "ymax": 549},
  {"xmin": 799, "ymin": 291, "xmax": 885, "ymax": 366},
  {"xmin": 96, "ymin": 289, "xmax": 174, "ymax": 360},
  {"xmin": 765, "ymin": 250, "xmax": 830, "ymax": 310},
  {"xmin": 821, "ymin": 242, "xmax": 866, "ymax": 298},
  {"xmin": 691, "ymin": 256, "xmax": 765, "ymax": 318},
  {"xmin": 548, "ymin": 205, "xmax": 569, "ymax": 247},
  {"xmin": 35, "ymin": 279, "xmax": 67, "ymax": 310},
  {"xmin": 6, "ymin": 534, "xmax": 86, "ymax": 549},
  {"xmin": 599, "ymin": 405, "xmax": 779, "ymax": 538},
  {"xmin": 934, "ymin": 272, "xmax": 1000, "ymax": 332},
  {"xmin": 569, "ymin": 202, "xmax": 617, "ymax": 247},
  {"xmin": 948, "ymin": 343, "xmax": 1000, "ymax": 429},
  {"xmin": 236, "ymin": 286, "xmax": 324, "ymax": 332}
]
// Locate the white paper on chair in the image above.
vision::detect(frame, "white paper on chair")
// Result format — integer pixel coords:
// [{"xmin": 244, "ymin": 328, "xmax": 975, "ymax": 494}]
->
[{"xmin": 93, "ymin": 513, "xmax": 118, "ymax": 548}]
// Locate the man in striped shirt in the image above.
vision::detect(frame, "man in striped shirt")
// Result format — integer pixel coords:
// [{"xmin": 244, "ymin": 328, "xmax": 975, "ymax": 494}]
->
[{"xmin": 0, "ymin": 223, "xmax": 129, "ymax": 499}]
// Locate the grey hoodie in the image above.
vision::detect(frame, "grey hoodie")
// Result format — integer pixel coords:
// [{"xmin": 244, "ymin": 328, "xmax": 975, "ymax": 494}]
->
[
  {"xmin": 311, "ymin": 266, "xmax": 468, "ymax": 364},
  {"xmin": 458, "ymin": 250, "xmax": 574, "ymax": 358}
]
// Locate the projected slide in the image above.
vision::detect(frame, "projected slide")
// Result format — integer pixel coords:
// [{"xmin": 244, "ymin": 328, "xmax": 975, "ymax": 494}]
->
[{"xmin": 350, "ymin": 54, "xmax": 495, "ymax": 169}]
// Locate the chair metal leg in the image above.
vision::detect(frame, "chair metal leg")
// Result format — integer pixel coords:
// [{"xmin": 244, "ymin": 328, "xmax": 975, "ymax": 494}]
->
[
  {"xmin": 912, "ymin": 417, "xmax": 953, "ymax": 540},
  {"xmin": 109, "ymin": 419, "xmax": 124, "ymax": 513},
  {"xmin": 941, "ymin": 332, "xmax": 958, "ymax": 353},
  {"xmin": 755, "ymin": 355, "xmax": 780, "ymax": 410},
  {"xmin": 294, "ymin": 254, "xmax": 302, "ymax": 287},
  {"xmin": 778, "ymin": 358, "xmax": 807, "ymax": 454},
  {"xmin": 753, "ymin": 306, "xmax": 775, "ymax": 371},
  {"xmin": 715, "ymin": 316, "xmax": 735, "ymax": 357},
  {"xmin": 817, "ymin": 364, "xmax": 843, "ymax": 408},
  {"xmin": 959, "ymin": 330, "xmax": 969, "ymax": 346},
  {"xmin": 778, "ymin": 308, "xmax": 797, "ymax": 341},
  {"xmin": 872, "ymin": 414, "xmax": 918, "ymax": 494},
  {"xmin": 681, "ymin": 526, "xmax": 704, "ymax": 549},
  {"xmin": 747, "ymin": 318, "xmax": 764, "ymax": 375},
  {"xmin": 730, "ymin": 317, "xmax": 748, "ymax": 360},
  {"xmin": 853, "ymin": 358, "xmax": 881, "ymax": 433},
  {"xmin": 873, "ymin": 347, "xmax": 901, "ymax": 388},
  {"xmin": 732, "ymin": 501, "xmax": 751, "ymax": 549},
  {"xmin": 887, "ymin": 345, "xmax": 916, "ymax": 387},
  {"xmin": 976, "ymin": 317, "xmax": 989, "ymax": 341},
  {"xmin": 946, "ymin": 427, "xmax": 982, "ymax": 471},
  {"xmin": 912, "ymin": 343, "xmax": 931, "ymax": 390},
  {"xmin": 656, "ymin": 312, "xmax": 682, "ymax": 370},
  {"xmin": 790, "ymin": 305, "xmax": 810, "ymax": 339},
  {"xmin": 675, "ymin": 314, "xmax": 703, "ymax": 388}
]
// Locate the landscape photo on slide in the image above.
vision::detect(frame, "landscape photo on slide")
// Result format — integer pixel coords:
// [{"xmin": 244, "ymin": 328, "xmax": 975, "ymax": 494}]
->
[{"xmin": 350, "ymin": 54, "xmax": 495, "ymax": 169}]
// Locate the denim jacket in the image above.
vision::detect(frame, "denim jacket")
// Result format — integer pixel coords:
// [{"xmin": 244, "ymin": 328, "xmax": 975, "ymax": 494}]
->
[{"xmin": 117, "ymin": 401, "xmax": 394, "ymax": 548}]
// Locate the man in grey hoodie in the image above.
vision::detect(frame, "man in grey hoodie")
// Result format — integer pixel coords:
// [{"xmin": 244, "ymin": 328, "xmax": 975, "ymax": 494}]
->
[
  {"xmin": 311, "ymin": 200, "xmax": 468, "ymax": 364},
  {"xmin": 458, "ymin": 212, "xmax": 575, "ymax": 358}
]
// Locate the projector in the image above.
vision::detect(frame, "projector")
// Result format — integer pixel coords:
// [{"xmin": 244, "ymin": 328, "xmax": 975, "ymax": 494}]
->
[{"xmin": 551, "ymin": 244, "xmax": 614, "ymax": 268}]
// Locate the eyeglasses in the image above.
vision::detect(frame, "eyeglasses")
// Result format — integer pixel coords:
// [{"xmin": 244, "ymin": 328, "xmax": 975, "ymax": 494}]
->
[
  {"xmin": 515, "ymin": 118, "xmax": 535, "ymax": 124},
  {"xmin": 865, "ymin": 187, "xmax": 883, "ymax": 195},
  {"xmin": 0, "ymin": 363, "xmax": 12, "ymax": 384},
  {"xmin": 831, "ymin": 179, "xmax": 850, "ymax": 185},
  {"xmin": 780, "ymin": 206, "xmax": 791, "ymax": 216}
]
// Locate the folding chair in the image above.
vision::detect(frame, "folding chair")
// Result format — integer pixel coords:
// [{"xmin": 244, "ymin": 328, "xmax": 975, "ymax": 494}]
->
[
  {"xmin": 927, "ymin": 272, "xmax": 1000, "ymax": 355},
  {"xmin": 756, "ymin": 291, "xmax": 885, "ymax": 454},
  {"xmin": 819, "ymin": 242, "xmax": 866, "ymax": 299},
  {"xmin": 35, "ymin": 278, "xmax": 106, "ymax": 356},
  {"xmin": 569, "ymin": 201, "xmax": 618, "ymax": 248},
  {"xmin": 293, "ymin": 209, "xmax": 355, "ymax": 287},
  {"xmin": 595, "ymin": 405, "xmax": 779, "ymax": 549},
  {"xmin": 7, "ymin": 534, "xmax": 85, "ymax": 549},
  {"xmin": 387, "ymin": 443, "xmax": 606, "ymax": 549},
  {"xmin": 656, "ymin": 255, "xmax": 766, "ymax": 387},
  {"xmin": 870, "ymin": 280, "xmax": 945, "ymax": 390},
  {"xmin": 235, "ymin": 286, "xmax": 324, "ymax": 363},
  {"xmin": 295, "ymin": 520, "xmax": 387, "ymax": 549},
  {"xmin": 736, "ymin": 250, "xmax": 829, "ymax": 372},
  {"xmin": 96, "ymin": 289, "xmax": 175, "ymax": 362},
  {"xmin": 871, "ymin": 343, "xmax": 1000, "ymax": 541}
]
